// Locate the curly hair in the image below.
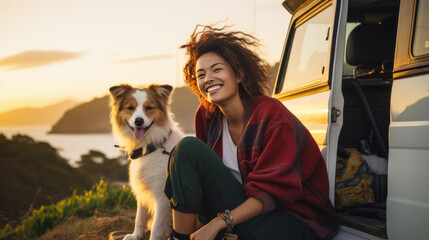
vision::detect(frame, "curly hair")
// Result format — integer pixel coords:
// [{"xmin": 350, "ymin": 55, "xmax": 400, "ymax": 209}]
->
[{"xmin": 181, "ymin": 24, "xmax": 270, "ymax": 114}]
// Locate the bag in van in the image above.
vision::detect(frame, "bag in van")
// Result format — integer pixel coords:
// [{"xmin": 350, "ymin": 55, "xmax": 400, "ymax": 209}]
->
[{"xmin": 335, "ymin": 148, "xmax": 375, "ymax": 209}]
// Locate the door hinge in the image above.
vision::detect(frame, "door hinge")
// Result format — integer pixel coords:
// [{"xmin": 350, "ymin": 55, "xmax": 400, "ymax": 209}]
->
[{"xmin": 331, "ymin": 107, "xmax": 342, "ymax": 123}]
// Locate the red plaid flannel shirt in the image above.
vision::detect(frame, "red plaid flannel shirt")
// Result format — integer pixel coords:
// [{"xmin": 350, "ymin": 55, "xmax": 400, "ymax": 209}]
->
[{"xmin": 195, "ymin": 95, "xmax": 338, "ymax": 239}]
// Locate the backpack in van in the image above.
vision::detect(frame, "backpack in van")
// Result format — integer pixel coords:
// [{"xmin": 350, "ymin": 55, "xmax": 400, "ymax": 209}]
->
[{"xmin": 335, "ymin": 148, "xmax": 375, "ymax": 208}]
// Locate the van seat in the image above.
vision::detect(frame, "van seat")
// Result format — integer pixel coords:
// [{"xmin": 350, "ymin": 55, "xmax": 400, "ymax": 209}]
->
[
  {"xmin": 343, "ymin": 17, "xmax": 397, "ymax": 158},
  {"xmin": 346, "ymin": 18, "xmax": 397, "ymax": 80}
]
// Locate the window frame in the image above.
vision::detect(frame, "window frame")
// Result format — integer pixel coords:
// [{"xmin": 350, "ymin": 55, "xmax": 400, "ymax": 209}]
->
[
  {"xmin": 274, "ymin": 0, "xmax": 333, "ymax": 100},
  {"xmin": 411, "ymin": 0, "xmax": 429, "ymax": 58},
  {"xmin": 394, "ymin": 0, "xmax": 429, "ymax": 79}
]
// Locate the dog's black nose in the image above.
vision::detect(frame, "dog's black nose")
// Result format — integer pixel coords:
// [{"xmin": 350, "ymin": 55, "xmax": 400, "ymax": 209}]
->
[{"xmin": 135, "ymin": 118, "xmax": 144, "ymax": 127}]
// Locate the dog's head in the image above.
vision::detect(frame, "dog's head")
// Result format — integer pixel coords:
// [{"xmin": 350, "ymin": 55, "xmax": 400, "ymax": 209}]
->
[{"xmin": 109, "ymin": 84, "xmax": 173, "ymax": 148}]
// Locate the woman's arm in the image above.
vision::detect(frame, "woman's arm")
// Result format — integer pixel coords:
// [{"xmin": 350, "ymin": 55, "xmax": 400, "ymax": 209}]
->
[{"xmin": 190, "ymin": 197, "xmax": 263, "ymax": 240}]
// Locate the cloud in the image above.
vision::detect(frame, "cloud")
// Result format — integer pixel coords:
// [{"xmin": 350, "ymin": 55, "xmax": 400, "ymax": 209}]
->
[
  {"xmin": 0, "ymin": 50, "xmax": 84, "ymax": 70},
  {"xmin": 115, "ymin": 54, "xmax": 173, "ymax": 64}
]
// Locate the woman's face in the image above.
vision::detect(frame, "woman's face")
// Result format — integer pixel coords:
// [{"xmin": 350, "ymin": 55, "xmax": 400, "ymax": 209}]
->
[{"xmin": 195, "ymin": 52, "xmax": 243, "ymax": 107}]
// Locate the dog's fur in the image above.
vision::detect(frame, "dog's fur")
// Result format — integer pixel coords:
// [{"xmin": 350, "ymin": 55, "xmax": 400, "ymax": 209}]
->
[{"xmin": 109, "ymin": 84, "xmax": 183, "ymax": 240}]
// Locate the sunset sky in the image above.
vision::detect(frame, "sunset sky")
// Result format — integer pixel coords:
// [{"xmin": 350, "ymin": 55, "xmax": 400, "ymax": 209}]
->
[{"xmin": 0, "ymin": 0, "xmax": 291, "ymax": 113}]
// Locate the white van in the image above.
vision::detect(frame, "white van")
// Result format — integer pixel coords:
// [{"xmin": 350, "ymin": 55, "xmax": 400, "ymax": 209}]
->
[{"xmin": 273, "ymin": 0, "xmax": 429, "ymax": 239}]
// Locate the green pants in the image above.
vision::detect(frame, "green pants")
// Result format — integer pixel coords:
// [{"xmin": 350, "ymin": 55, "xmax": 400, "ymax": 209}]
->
[{"xmin": 164, "ymin": 137, "xmax": 314, "ymax": 240}]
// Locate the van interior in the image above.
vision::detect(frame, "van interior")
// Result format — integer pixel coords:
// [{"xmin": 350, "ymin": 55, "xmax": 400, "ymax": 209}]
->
[{"xmin": 338, "ymin": 0, "xmax": 400, "ymax": 238}]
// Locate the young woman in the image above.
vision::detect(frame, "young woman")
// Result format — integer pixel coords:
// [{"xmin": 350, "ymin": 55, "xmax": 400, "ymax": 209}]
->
[{"xmin": 164, "ymin": 25, "xmax": 338, "ymax": 240}]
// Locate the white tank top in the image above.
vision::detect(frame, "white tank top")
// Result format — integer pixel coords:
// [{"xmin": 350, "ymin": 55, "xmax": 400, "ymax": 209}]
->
[{"xmin": 222, "ymin": 116, "xmax": 242, "ymax": 184}]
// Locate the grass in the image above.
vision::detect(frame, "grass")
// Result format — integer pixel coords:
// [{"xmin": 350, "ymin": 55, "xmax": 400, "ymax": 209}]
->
[{"xmin": 0, "ymin": 181, "xmax": 136, "ymax": 240}]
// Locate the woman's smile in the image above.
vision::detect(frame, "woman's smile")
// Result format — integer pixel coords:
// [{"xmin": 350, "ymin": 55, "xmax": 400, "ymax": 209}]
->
[{"xmin": 206, "ymin": 84, "xmax": 223, "ymax": 94}]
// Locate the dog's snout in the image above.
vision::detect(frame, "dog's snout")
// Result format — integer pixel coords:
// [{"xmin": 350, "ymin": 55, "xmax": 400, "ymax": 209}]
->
[{"xmin": 135, "ymin": 118, "xmax": 144, "ymax": 127}]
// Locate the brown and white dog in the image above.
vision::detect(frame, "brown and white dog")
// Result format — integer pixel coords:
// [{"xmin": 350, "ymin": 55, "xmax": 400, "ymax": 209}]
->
[{"xmin": 109, "ymin": 84, "xmax": 183, "ymax": 240}]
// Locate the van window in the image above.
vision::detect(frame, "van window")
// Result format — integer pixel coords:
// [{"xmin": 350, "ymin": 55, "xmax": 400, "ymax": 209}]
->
[
  {"xmin": 413, "ymin": 0, "xmax": 429, "ymax": 56},
  {"xmin": 280, "ymin": 5, "xmax": 333, "ymax": 93}
]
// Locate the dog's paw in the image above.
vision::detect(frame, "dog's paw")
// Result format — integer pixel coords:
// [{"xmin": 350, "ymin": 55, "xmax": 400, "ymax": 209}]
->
[{"xmin": 123, "ymin": 233, "xmax": 139, "ymax": 240}]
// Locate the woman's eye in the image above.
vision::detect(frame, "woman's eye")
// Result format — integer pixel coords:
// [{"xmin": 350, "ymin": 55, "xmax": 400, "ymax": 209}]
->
[
  {"xmin": 127, "ymin": 106, "xmax": 135, "ymax": 110},
  {"xmin": 197, "ymin": 74, "xmax": 205, "ymax": 79},
  {"xmin": 146, "ymin": 106, "xmax": 154, "ymax": 111},
  {"xmin": 214, "ymin": 68, "xmax": 222, "ymax": 72}
]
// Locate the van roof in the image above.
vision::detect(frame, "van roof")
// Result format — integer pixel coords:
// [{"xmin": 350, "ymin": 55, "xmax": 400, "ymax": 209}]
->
[{"xmin": 283, "ymin": 0, "xmax": 399, "ymax": 17}]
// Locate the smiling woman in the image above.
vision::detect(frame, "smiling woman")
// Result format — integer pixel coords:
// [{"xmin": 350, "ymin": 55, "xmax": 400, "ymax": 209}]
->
[{"xmin": 163, "ymin": 25, "xmax": 338, "ymax": 240}]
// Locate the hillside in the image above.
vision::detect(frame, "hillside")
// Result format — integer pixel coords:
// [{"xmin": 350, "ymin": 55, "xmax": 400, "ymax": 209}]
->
[
  {"xmin": 49, "ymin": 86, "xmax": 200, "ymax": 134},
  {"xmin": 0, "ymin": 134, "xmax": 129, "ymax": 228},
  {"xmin": 0, "ymin": 100, "xmax": 78, "ymax": 126},
  {"xmin": 0, "ymin": 181, "xmax": 137, "ymax": 240},
  {"xmin": 0, "ymin": 134, "xmax": 91, "ymax": 225}
]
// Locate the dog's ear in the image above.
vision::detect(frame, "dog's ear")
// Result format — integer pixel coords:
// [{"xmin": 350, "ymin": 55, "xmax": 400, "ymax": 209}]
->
[
  {"xmin": 160, "ymin": 85, "xmax": 173, "ymax": 97},
  {"xmin": 109, "ymin": 84, "xmax": 132, "ymax": 100},
  {"xmin": 150, "ymin": 84, "xmax": 173, "ymax": 98}
]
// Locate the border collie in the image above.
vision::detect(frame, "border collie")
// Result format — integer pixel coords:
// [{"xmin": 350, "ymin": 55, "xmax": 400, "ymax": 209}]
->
[{"xmin": 109, "ymin": 84, "xmax": 183, "ymax": 240}]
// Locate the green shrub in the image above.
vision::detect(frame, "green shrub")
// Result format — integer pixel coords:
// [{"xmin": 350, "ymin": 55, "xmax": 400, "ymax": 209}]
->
[{"xmin": 0, "ymin": 181, "xmax": 136, "ymax": 239}]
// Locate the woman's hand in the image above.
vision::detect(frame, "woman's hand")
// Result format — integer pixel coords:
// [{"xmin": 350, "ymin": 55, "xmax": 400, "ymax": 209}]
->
[
  {"xmin": 190, "ymin": 217, "xmax": 226, "ymax": 240},
  {"xmin": 189, "ymin": 197, "xmax": 264, "ymax": 240}
]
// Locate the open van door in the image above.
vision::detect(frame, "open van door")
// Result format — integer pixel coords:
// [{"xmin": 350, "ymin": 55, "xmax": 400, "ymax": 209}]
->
[{"xmin": 273, "ymin": 0, "xmax": 346, "ymax": 205}]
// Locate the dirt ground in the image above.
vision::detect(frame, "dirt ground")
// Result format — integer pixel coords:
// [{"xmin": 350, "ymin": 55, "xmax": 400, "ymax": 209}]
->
[{"xmin": 39, "ymin": 209, "xmax": 138, "ymax": 240}]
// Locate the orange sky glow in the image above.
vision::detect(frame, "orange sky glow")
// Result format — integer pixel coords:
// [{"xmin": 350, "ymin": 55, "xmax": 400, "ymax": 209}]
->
[{"xmin": 0, "ymin": 0, "xmax": 291, "ymax": 113}]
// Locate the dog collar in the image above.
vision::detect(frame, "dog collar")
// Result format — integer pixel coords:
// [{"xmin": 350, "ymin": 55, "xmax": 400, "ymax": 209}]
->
[
  {"xmin": 115, "ymin": 129, "xmax": 172, "ymax": 160},
  {"xmin": 129, "ymin": 142, "xmax": 170, "ymax": 159}
]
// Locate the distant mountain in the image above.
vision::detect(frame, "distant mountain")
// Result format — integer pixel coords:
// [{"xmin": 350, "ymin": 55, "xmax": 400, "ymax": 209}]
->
[
  {"xmin": 49, "ymin": 96, "xmax": 111, "ymax": 134},
  {"xmin": 49, "ymin": 86, "xmax": 200, "ymax": 134},
  {"xmin": 0, "ymin": 100, "xmax": 79, "ymax": 126}
]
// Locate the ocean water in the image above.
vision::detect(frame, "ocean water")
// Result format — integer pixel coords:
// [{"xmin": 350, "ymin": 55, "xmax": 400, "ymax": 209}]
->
[{"xmin": 0, "ymin": 125, "xmax": 123, "ymax": 167}]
